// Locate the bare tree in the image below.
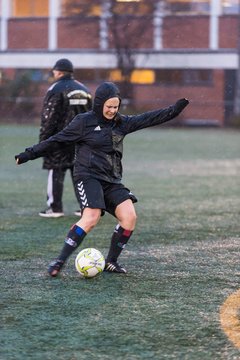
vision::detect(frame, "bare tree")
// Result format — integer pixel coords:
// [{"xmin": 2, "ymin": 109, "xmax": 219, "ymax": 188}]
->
[
  {"xmin": 107, "ymin": 0, "xmax": 155, "ymax": 103},
  {"xmin": 62, "ymin": 0, "xmax": 162, "ymax": 106}
]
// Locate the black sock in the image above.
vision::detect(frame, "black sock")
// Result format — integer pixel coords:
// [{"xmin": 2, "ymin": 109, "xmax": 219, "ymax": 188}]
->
[
  {"xmin": 58, "ymin": 225, "xmax": 86, "ymax": 262},
  {"xmin": 106, "ymin": 224, "xmax": 133, "ymax": 263}
]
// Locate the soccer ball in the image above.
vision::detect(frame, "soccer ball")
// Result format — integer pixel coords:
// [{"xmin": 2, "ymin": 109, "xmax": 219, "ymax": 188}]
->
[{"xmin": 75, "ymin": 248, "xmax": 105, "ymax": 278}]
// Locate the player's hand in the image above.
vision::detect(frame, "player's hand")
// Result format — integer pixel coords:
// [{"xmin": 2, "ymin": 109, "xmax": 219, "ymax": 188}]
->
[
  {"xmin": 174, "ymin": 98, "xmax": 189, "ymax": 113},
  {"xmin": 15, "ymin": 151, "xmax": 31, "ymax": 165}
]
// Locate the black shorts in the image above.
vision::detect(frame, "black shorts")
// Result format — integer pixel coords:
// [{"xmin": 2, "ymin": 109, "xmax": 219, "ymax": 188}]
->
[{"xmin": 74, "ymin": 178, "xmax": 137, "ymax": 216}]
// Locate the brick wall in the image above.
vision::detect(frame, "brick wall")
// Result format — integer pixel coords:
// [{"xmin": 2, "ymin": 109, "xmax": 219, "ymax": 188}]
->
[
  {"xmin": 133, "ymin": 70, "xmax": 225, "ymax": 125},
  {"xmin": 219, "ymin": 16, "xmax": 239, "ymax": 48},
  {"xmin": 8, "ymin": 19, "xmax": 48, "ymax": 49},
  {"xmin": 163, "ymin": 16, "xmax": 209, "ymax": 48},
  {"xmin": 7, "ymin": 15, "xmax": 239, "ymax": 50},
  {"xmin": 58, "ymin": 18, "xmax": 100, "ymax": 49}
]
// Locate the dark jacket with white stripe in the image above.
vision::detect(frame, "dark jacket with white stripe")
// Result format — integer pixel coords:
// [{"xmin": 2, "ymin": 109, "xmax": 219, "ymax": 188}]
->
[
  {"xmin": 39, "ymin": 73, "xmax": 92, "ymax": 169},
  {"xmin": 26, "ymin": 82, "xmax": 187, "ymax": 183}
]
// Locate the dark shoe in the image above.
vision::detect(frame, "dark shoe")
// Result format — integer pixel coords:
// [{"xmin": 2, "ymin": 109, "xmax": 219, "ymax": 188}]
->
[
  {"xmin": 104, "ymin": 261, "xmax": 127, "ymax": 274},
  {"xmin": 48, "ymin": 259, "xmax": 65, "ymax": 277},
  {"xmin": 39, "ymin": 208, "xmax": 64, "ymax": 218}
]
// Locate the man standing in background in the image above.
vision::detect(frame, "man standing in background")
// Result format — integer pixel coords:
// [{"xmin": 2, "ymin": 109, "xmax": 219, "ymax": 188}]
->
[{"xmin": 39, "ymin": 58, "xmax": 92, "ymax": 218}]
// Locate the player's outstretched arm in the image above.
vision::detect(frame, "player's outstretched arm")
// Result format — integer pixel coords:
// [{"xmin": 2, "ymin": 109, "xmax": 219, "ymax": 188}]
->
[
  {"xmin": 173, "ymin": 98, "xmax": 189, "ymax": 115},
  {"xmin": 15, "ymin": 150, "xmax": 34, "ymax": 165},
  {"xmin": 124, "ymin": 97, "xmax": 190, "ymax": 133},
  {"xmin": 15, "ymin": 132, "xmax": 65, "ymax": 166},
  {"xmin": 15, "ymin": 144, "xmax": 43, "ymax": 164}
]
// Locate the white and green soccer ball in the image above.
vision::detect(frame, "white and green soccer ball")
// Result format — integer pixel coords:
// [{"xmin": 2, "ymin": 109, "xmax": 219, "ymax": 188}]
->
[{"xmin": 75, "ymin": 248, "xmax": 105, "ymax": 278}]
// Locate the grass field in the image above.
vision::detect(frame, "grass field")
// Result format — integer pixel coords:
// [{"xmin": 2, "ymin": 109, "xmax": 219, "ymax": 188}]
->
[{"xmin": 1, "ymin": 124, "xmax": 240, "ymax": 360}]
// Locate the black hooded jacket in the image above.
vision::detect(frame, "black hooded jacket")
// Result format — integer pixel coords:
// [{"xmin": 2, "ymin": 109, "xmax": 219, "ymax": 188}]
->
[{"xmin": 27, "ymin": 82, "xmax": 186, "ymax": 183}]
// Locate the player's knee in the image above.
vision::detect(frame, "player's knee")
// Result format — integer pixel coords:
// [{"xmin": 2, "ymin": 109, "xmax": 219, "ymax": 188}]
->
[
  {"xmin": 121, "ymin": 211, "xmax": 137, "ymax": 231},
  {"xmin": 87, "ymin": 210, "xmax": 101, "ymax": 228},
  {"xmin": 77, "ymin": 208, "xmax": 101, "ymax": 232},
  {"xmin": 130, "ymin": 211, "xmax": 137, "ymax": 228}
]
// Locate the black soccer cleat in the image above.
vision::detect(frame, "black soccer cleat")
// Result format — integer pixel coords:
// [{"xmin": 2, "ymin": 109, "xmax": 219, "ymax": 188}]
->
[
  {"xmin": 104, "ymin": 261, "xmax": 127, "ymax": 274},
  {"xmin": 48, "ymin": 259, "xmax": 65, "ymax": 277}
]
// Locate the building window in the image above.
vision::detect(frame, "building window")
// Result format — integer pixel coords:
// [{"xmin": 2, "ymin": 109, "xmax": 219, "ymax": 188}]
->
[
  {"xmin": 99, "ymin": 68, "xmax": 211, "ymax": 85},
  {"xmin": 12, "ymin": 0, "xmax": 49, "ymax": 17},
  {"xmin": 75, "ymin": 69, "xmax": 110, "ymax": 82},
  {"xmin": 182, "ymin": 69, "xmax": 213, "ymax": 85},
  {"xmin": 222, "ymin": 0, "xmax": 239, "ymax": 14},
  {"xmin": 166, "ymin": 0, "xmax": 239, "ymax": 15},
  {"xmin": 61, "ymin": 0, "xmax": 102, "ymax": 17},
  {"xmin": 131, "ymin": 69, "xmax": 155, "ymax": 84},
  {"xmin": 61, "ymin": 0, "xmax": 155, "ymax": 17},
  {"xmin": 111, "ymin": 0, "xmax": 154, "ymax": 16},
  {"xmin": 155, "ymin": 69, "xmax": 213, "ymax": 86},
  {"xmin": 166, "ymin": 0, "xmax": 210, "ymax": 15}
]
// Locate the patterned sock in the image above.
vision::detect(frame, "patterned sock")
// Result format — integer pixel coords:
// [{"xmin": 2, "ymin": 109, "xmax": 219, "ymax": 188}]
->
[
  {"xmin": 58, "ymin": 225, "xmax": 86, "ymax": 262},
  {"xmin": 106, "ymin": 224, "xmax": 133, "ymax": 263}
]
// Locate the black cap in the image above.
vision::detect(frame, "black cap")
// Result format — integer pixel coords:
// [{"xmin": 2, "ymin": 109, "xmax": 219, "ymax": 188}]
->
[{"xmin": 52, "ymin": 58, "xmax": 73, "ymax": 72}]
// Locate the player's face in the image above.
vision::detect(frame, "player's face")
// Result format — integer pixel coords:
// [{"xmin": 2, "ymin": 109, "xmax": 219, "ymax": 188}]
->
[
  {"xmin": 103, "ymin": 97, "xmax": 120, "ymax": 120},
  {"xmin": 52, "ymin": 70, "xmax": 64, "ymax": 80}
]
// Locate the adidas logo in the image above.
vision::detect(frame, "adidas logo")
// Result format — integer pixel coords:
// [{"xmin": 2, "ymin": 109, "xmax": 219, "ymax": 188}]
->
[{"xmin": 94, "ymin": 126, "xmax": 101, "ymax": 131}]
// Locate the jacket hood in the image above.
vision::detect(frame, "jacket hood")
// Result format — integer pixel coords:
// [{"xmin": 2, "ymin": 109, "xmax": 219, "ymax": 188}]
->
[{"xmin": 93, "ymin": 82, "xmax": 121, "ymax": 120}]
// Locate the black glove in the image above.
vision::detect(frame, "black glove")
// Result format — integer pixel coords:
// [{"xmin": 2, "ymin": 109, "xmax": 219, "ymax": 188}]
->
[
  {"xmin": 15, "ymin": 151, "xmax": 32, "ymax": 165},
  {"xmin": 174, "ymin": 98, "xmax": 189, "ymax": 114}
]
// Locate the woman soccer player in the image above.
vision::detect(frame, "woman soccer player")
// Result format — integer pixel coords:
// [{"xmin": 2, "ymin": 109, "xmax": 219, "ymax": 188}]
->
[{"xmin": 15, "ymin": 82, "xmax": 189, "ymax": 277}]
